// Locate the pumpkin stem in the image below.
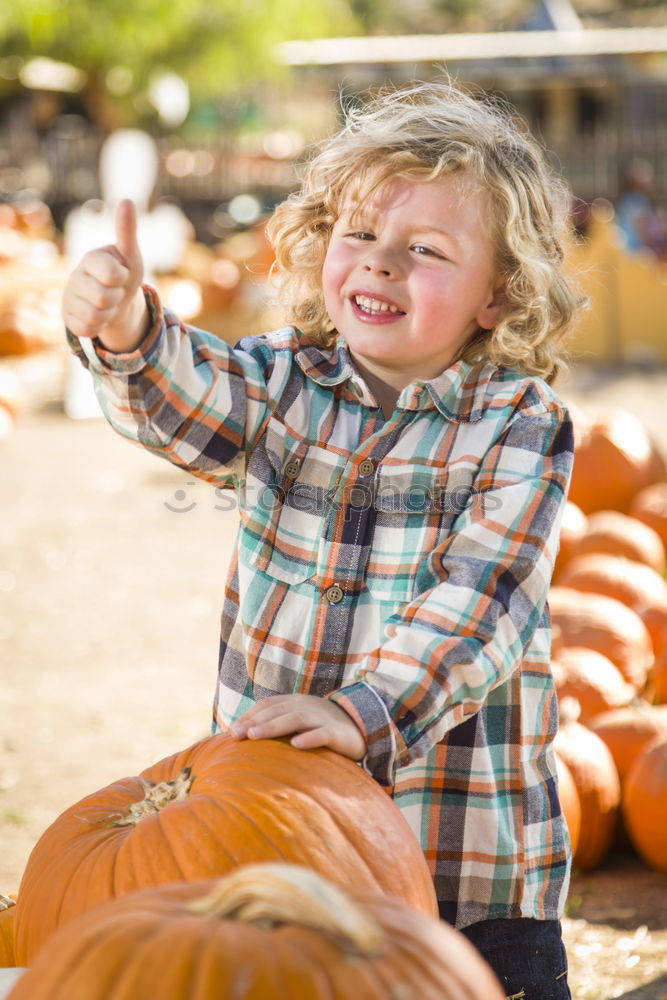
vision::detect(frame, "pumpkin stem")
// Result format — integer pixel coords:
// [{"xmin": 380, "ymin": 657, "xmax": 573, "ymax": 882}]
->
[
  {"xmin": 111, "ymin": 767, "xmax": 193, "ymax": 827},
  {"xmin": 558, "ymin": 696, "xmax": 582, "ymax": 727},
  {"xmin": 0, "ymin": 895, "xmax": 16, "ymax": 911},
  {"xmin": 188, "ymin": 863, "xmax": 384, "ymax": 958}
]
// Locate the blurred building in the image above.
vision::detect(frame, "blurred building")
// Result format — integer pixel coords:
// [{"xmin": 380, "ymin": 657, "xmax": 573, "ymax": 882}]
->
[{"xmin": 276, "ymin": 0, "xmax": 667, "ymax": 206}]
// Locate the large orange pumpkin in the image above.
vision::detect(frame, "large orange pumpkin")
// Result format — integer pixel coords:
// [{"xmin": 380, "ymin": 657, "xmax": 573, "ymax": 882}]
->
[
  {"xmin": 0, "ymin": 897, "xmax": 16, "ymax": 967},
  {"xmin": 8, "ymin": 865, "xmax": 505, "ymax": 1000},
  {"xmin": 552, "ymin": 647, "xmax": 635, "ymax": 724},
  {"xmin": 588, "ymin": 703, "xmax": 667, "ymax": 785},
  {"xmin": 568, "ymin": 511, "xmax": 665, "ymax": 575},
  {"xmin": 548, "ymin": 587, "xmax": 653, "ymax": 692},
  {"xmin": 554, "ymin": 700, "xmax": 621, "ymax": 871},
  {"xmin": 629, "ymin": 482, "xmax": 667, "ymax": 553},
  {"xmin": 14, "ymin": 735, "xmax": 437, "ymax": 965},
  {"xmin": 623, "ymin": 735, "xmax": 667, "ymax": 874},
  {"xmin": 568, "ymin": 407, "xmax": 665, "ymax": 515},
  {"xmin": 557, "ymin": 554, "xmax": 667, "ymax": 612}
]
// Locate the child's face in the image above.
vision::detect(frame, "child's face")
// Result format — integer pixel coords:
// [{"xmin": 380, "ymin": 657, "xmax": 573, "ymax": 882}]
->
[{"xmin": 322, "ymin": 172, "xmax": 503, "ymax": 389}]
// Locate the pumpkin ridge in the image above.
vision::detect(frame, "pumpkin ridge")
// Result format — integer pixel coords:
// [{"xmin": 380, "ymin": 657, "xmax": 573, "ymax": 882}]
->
[
  {"xmin": 113, "ymin": 915, "xmax": 203, "ymax": 996},
  {"xmin": 19, "ymin": 828, "xmax": 107, "ymax": 960},
  {"xmin": 113, "ymin": 807, "xmax": 180, "ymax": 891},
  {"xmin": 182, "ymin": 909, "xmax": 234, "ymax": 996},
  {"xmin": 86, "ymin": 908, "xmax": 178, "ymax": 998},
  {"xmin": 157, "ymin": 797, "xmax": 239, "ymax": 877},
  {"xmin": 202, "ymin": 794, "xmax": 287, "ymax": 863},
  {"xmin": 225, "ymin": 779, "xmax": 382, "ymax": 884}
]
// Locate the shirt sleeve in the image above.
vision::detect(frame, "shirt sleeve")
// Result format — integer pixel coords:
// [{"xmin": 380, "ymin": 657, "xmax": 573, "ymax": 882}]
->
[
  {"xmin": 328, "ymin": 402, "xmax": 574, "ymax": 788},
  {"xmin": 66, "ymin": 285, "xmax": 283, "ymax": 488}
]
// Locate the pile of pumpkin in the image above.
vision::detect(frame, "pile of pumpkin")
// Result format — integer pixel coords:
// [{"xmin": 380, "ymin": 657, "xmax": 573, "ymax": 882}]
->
[
  {"xmin": 0, "ymin": 735, "xmax": 505, "ymax": 999},
  {"xmin": 0, "ymin": 200, "xmax": 70, "ymax": 360},
  {"xmin": 551, "ymin": 404, "xmax": 667, "ymax": 875}
]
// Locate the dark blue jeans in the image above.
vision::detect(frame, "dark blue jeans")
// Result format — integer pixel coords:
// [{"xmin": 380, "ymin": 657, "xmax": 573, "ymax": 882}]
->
[{"xmin": 458, "ymin": 917, "xmax": 571, "ymax": 999}]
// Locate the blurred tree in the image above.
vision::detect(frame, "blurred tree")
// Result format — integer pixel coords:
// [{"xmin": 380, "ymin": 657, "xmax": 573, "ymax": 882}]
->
[{"xmin": 0, "ymin": 0, "xmax": 355, "ymax": 131}]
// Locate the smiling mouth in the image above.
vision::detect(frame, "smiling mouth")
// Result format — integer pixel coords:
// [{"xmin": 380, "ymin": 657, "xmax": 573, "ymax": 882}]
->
[{"xmin": 353, "ymin": 294, "xmax": 405, "ymax": 316}]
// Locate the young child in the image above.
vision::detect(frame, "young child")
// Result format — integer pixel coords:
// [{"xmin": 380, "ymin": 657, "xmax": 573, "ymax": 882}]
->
[{"xmin": 63, "ymin": 80, "xmax": 579, "ymax": 998}]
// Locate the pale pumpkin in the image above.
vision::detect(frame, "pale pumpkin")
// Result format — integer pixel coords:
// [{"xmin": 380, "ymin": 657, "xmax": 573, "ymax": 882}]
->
[
  {"xmin": 14, "ymin": 735, "xmax": 437, "ymax": 964},
  {"xmin": 569, "ymin": 511, "xmax": 665, "ymax": 575},
  {"xmin": 552, "ymin": 647, "xmax": 635, "ymax": 725},
  {"xmin": 555, "ymin": 753, "xmax": 581, "ymax": 857},
  {"xmin": 647, "ymin": 648, "xmax": 667, "ymax": 705},
  {"xmin": 553, "ymin": 500, "xmax": 588, "ymax": 582},
  {"xmin": 558, "ymin": 553, "xmax": 667, "ymax": 612},
  {"xmin": 637, "ymin": 598, "xmax": 667, "ymax": 660},
  {"xmin": 630, "ymin": 482, "xmax": 667, "ymax": 553},
  {"xmin": 554, "ymin": 700, "xmax": 621, "ymax": 871},
  {"xmin": 588, "ymin": 703, "xmax": 667, "ymax": 784},
  {"xmin": 548, "ymin": 587, "xmax": 653, "ymax": 692},
  {"xmin": 568, "ymin": 407, "xmax": 665, "ymax": 515},
  {"xmin": 8, "ymin": 865, "xmax": 505, "ymax": 1000}
]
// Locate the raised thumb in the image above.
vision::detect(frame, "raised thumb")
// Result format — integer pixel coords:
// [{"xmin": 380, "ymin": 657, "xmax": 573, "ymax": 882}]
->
[{"xmin": 114, "ymin": 199, "xmax": 141, "ymax": 265}]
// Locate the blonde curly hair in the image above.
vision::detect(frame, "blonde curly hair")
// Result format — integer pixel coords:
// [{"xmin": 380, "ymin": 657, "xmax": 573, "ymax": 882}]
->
[{"xmin": 266, "ymin": 79, "xmax": 581, "ymax": 383}]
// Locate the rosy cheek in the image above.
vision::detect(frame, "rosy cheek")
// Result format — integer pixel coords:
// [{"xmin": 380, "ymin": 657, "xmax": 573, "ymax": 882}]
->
[{"xmin": 321, "ymin": 248, "xmax": 346, "ymax": 304}]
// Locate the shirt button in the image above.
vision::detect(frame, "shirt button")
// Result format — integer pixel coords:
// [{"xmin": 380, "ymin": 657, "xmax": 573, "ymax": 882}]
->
[
  {"xmin": 284, "ymin": 459, "xmax": 300, "ymax": 479},
  {"xmin": 358, "ymin": 458, "xmax": 375, "ymax": 476},
  {"xmin": 325, "ymin": 584, "xmax": 343, "ymax": 604}
]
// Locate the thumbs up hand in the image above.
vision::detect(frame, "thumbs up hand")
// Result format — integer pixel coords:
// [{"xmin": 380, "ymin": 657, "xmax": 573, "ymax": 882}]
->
[{"xmin": 62, "ymin": 199, "xmax": 149, "ymax": 353}]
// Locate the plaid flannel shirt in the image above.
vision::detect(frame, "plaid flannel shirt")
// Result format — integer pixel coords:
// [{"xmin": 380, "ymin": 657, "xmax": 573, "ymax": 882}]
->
[{"xmin": 70, "ymin": 286, "xmax": 573, "ymax": 928}]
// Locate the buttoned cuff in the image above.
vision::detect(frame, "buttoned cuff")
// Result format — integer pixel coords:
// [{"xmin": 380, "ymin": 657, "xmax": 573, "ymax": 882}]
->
[
  {"xmin": 327, "ymin": 680, "xmax": 408, "ymax": 789},
  {"xmin": 66, "ymin": 284, "xmax": 164, "ymax": 376}
]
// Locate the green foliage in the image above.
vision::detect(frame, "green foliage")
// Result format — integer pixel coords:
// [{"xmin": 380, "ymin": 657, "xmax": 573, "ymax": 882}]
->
[{"xmin": 0, "ymin": 0, "xmax": 356, "ymax": 100}]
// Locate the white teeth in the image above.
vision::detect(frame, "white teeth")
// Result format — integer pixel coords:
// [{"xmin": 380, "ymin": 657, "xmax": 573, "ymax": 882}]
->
[{"xmin": 355, "ymin": 295, "xmax": 401, "ymax": 315}]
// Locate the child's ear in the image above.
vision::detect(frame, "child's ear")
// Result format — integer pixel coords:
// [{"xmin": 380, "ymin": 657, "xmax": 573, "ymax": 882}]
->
[{"xmin": 476, "ymin": 279, "xmax": 506, "ymax": 331}]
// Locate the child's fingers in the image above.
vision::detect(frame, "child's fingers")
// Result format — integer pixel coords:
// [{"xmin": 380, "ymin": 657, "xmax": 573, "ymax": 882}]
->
[
  {"xmin": 63, "ymin": 273, "xmax": 126, "ymax": 334},
  {"xmin": 247, "ymin": 710, "xmax": 313, "ymax": 740},
  {"xmin": 230, "ymin": 696, "xmax": 295, "ymax": 738},
  {"xmin": 64, "ymin": 312, "xmax": 113, "ymax": 340},
  {"xmin": 80, "ymin": 248, "xmax": 131, "ymax": 289},
  {"xmin": 71, "ymin": 272, "xmax": 127, "ymax": 312},
  {"xmin": 65, "ymin": 294, "xmax": 124, "ymax": 334},
  {"xmin": 290, "ymin": 727, "xmax": 331, "ymax": 749},
  {"xmin": 233, "ymin": 705, "xmax": 316, "ymax": 741}
]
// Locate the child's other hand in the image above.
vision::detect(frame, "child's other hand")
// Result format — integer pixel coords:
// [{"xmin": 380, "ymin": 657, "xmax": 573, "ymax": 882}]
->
[
  {"xmin": 62, "ymin": 199, "xmax": 148, "ymax": 353},
  {"xmin": 230, "ymin": 694, "xmax": 367, "ymax": 761}
]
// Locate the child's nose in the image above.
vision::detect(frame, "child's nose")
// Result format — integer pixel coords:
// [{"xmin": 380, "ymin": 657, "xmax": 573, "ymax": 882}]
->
[{"xmin": 362, "ymin": 244, "xmax": 402, "ymax": 277}]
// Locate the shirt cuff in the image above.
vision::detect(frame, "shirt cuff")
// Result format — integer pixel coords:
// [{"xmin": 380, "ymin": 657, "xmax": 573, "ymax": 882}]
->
[
  {"xmin": 66, "ymin": 284, "xmax": 164, "ymax": 376},
  {"xmin": 327, "ymin": 680, "xmax": 408, "ymax": 789}
]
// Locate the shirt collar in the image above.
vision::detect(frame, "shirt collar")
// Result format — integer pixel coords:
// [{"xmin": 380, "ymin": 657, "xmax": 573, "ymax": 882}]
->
[{"xmin": 294, "ymin": 334, "xmax": 497, "ymax": 423}]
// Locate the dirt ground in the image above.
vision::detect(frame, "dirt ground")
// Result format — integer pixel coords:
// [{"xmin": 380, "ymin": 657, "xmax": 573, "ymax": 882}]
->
[{"xmin": 2, "ymin": 344, "xmax": 667, "ymax": 999}]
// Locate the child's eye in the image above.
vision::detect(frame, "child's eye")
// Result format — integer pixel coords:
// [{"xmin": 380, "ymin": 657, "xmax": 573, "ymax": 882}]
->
[
  {"xmin": 412, "ymin": 244, "xmax": 445, "ymax": 259},
  {"xmin": 346, "ymin": 231, "xmax": 375, "ymax": 241}
]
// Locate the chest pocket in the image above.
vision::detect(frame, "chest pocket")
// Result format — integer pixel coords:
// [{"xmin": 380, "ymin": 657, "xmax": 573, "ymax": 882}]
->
[
  {"xmin": 240, "ymin": 427, "xmax": 347, "ymax": 585},
  {"xmin": 365, "ymin": 462, "xmax": 475, "ymax": 604}
]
